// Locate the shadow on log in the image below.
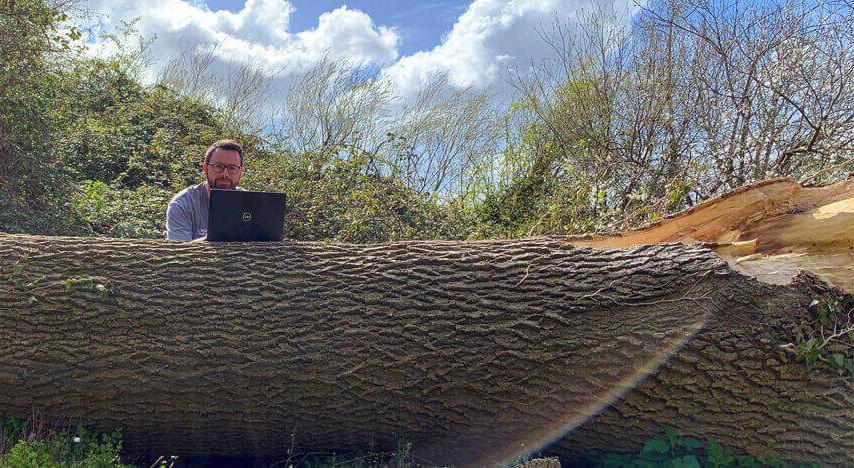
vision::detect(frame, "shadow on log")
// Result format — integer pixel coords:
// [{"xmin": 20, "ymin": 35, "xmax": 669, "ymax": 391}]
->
[{"xmin": 0, "ymin": 178, "xmax": 851, "ymax": 465}]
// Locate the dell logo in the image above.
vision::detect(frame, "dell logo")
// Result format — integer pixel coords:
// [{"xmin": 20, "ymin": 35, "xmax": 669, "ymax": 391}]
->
[{"xmin": 242, "ymin": 212, "xmax": 252, "ymax": 222}]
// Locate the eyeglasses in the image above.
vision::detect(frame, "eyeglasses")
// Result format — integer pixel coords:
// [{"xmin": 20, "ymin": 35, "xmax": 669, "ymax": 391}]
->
[{"xmin": 208, "ymin": 163, "xmax": 243, "ymax": 174}]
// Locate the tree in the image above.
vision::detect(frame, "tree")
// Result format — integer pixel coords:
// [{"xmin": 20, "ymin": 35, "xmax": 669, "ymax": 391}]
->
[
  {"xmin": 158, "ymin": 43, "xmax": 273, "ymax": 135},
  {"xmin": 271, "ymin": 57, "xmax": 500, "ymax": 201},
  {"xmin": 0, "ymin": 0, "xmax": 83, "ymax": 234},
  {"xmin": 499, "ymin": 0, "xmax": 853, "ymax": 234},
  {"xmin": 1, "ymin": 178, "xmax": 850, "ymax": 465}
]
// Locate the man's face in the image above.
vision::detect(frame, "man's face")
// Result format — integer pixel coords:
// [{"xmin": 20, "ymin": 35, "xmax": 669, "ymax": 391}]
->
[{"xmin": 203, "ymin": 148, "xmax": 244, "ymax": 190}]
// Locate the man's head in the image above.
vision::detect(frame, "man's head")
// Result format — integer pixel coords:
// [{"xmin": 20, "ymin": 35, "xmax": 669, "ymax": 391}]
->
[{"xmin": 202, "ymin": 139, "xmax": 244, "ymax": 190}]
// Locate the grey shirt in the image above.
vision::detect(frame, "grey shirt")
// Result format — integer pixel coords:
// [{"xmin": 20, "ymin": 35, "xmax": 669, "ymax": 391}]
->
[{"xmin": 166, "ymin": 182, "xmax": 245, "ymax": 241}]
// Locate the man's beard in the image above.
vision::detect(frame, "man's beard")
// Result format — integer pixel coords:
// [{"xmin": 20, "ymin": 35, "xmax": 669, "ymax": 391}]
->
[{"xmin": 209, "ymin": 176, "xmax": 235, "ymax": 189}]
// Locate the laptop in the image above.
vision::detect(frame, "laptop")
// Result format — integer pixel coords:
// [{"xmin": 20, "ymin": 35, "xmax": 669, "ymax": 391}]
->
[{"xmin": 207, "ymin": 189, "xmax": 286, "ymax": 241}]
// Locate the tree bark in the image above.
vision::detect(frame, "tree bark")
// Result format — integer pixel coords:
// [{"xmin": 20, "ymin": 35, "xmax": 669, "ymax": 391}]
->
[{"xmin": 0, "ymin": 233, "xmax": 850, "ymax": 465}]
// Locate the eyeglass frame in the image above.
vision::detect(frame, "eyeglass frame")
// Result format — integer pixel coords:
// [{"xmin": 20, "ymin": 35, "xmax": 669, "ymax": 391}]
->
[{"xmin": 206, "ymin": 163, "xmax": 244, "ymax": 174}]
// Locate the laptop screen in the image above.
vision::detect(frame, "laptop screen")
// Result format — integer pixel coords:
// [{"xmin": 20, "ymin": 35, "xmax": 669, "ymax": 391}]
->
[{"xmin": 207, "ymin": 190, "xmax": 286, "ymax": 241}]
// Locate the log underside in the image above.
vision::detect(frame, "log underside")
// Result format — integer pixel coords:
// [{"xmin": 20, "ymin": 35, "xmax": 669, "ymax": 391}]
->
[{"xmin": 0, "ymin": 178, "xmax": 852, "ymax": 465}]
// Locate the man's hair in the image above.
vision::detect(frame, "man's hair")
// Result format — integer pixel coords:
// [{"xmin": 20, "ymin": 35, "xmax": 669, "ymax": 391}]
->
[{"xmin": 204, "ymin": 139, "xmax": 244, "ymax": 165}]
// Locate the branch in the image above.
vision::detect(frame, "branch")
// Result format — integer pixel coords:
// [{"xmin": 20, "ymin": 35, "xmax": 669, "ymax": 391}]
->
[{"xmin": 799, "ymin": 155, "xmax": 854, "ymax": 185}]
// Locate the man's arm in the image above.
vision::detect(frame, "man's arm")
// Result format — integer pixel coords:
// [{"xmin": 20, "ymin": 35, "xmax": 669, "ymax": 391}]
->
[{"xmin": 166, "ymin": 201, "xmax": 194, "ymax": 241}]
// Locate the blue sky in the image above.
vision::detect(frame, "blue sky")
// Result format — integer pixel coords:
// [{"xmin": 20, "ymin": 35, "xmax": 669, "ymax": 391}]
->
[
  {"xmin": 82, "ymin": 0, "xmax": 637, "ymax": 109},
  {"xmin": 201, "ymin": 0, "xmax": 470, "ymax": 56}
]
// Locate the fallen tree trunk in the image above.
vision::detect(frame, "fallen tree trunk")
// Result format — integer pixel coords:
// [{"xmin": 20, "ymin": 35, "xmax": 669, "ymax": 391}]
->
[{"xmin": 0, "ymin": 178, "xmax": 851, "ymax": 465}]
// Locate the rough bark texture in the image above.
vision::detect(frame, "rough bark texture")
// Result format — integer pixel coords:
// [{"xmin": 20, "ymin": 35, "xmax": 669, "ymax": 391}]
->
[{"xmin": 0, "ymin": 233, "xmax": 850, "ymax": 465}]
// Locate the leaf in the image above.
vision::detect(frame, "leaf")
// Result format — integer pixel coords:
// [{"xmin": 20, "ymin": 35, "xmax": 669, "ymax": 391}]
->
[
  {"xmin": 601, "ymin": 453, "xmax": 627, "ymax": 468},
  {"xmin": 678, "ymin": 437, "xmax": 703, "ymax": 450},
  {"xmin": 735, "ymin": 455, "xmax": 760, "ymax": 467},
  {"xmin": 679, "ymin": 455, "xmax": 701, "ymax": 468},
  {"xmin": 668, "ymin": 459, "xmax": 686, "ymax": 468},
  {"xmin": 633, "ymin": 461, "xmax": 657, "ymax": 468},
  {"xmin": 665, "ymin": 428, "xmax": 680, "ymax": 448},
  {"xmin": 706, "ymin": 438, "xmax": 724, "ymax": 464},
  {"xmin": 641, "ymin": 438, "xmax": 669, "ymax": 456}
]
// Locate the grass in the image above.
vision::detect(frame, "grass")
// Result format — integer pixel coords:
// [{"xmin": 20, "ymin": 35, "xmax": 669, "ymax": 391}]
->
[{"xmin": 0, "ymin": 418, "xmax": 828, "ymax": 468}]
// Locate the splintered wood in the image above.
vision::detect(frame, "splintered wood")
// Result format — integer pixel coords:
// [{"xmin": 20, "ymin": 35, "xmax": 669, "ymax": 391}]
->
[{"xmin": 572, "ymin": 177, "xmax": 854, "ymax": 291}]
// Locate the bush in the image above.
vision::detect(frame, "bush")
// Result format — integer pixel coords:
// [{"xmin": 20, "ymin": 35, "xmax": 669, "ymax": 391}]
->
[
  {"xmin": 70, "ymin": 181, "xmax": 172, "ymax": 238},
  {"xmin": 245, "ymin": 148, "xmax": 472, "ymax": 243},
  {"xmin": 0, "ymin": 417, "xmax": 131, "ymax": 467}
]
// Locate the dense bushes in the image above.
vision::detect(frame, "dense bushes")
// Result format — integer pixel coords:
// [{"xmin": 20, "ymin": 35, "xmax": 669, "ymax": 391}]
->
[{"xmin": 2, "ymin": 0, "xmax": 849, "ymax": 243}]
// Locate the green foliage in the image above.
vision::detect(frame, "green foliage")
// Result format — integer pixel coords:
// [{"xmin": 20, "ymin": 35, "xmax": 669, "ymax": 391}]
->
[
  {"xmin": 246, "ymin": 146, "xmax": 469, "ymax": 242},
  {"xmin": 598, "ymin": 429, "xmax": 808, "ymax": 468},
  {"xmin": 809, "ymin": 296, "xmax": 843, "ymax": 327},
  {"xmin": 0, "ymin": 417, "xmax": 131, "ymax": 467},
  {"xmin": 5, "ymin": 259, "xmax": 43, "ymax": 304},
  {"xmin": 1, "ymin": 48, "xmax": 266, "ymax": 237},
  {"xmin": 3, "ymin": 0, "xmax": 851, "ymax": 245},
  {"xmin": 71, "ymin": 181, "xmax": 172, "ymax": 238},
  {"xmin": 782, "ymin": 294, "xmax": 853, "ymax": 377},
  {"xmin": 65, "ymin": 276, "xmax": 112, "ymax": 296},
  {"xmin": 467, "ymin": 92, "xmax": 616, "ymax": 238},
  {"xmin": 0, "ymin": 0, "xmax": 91, "ymax": 235}
]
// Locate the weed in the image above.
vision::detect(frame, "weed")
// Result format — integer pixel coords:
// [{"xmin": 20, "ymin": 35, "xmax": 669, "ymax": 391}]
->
[
  {"xmin": 293, "ymin": 433, "xmax": 414, "ymax": 468},
  {"xmin": 0, "ymin": 417, "xmax": 131, "ymax": 467},
  {"xmin": 598, "ymin": 428, "xmax": 812, "ymax": 468},
  {"xmin": 65, "ymin": 276, "xmax": 113, "ymax": 296},
  {"xmin": 780, "ymin": 294, "xmax": 854, "ymax": 376}
]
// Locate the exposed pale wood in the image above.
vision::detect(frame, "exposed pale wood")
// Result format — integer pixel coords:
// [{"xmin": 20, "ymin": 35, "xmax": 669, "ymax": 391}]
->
[{"xmin": 573, "ymin": 178, "xmax": 854, "ymax": 291}]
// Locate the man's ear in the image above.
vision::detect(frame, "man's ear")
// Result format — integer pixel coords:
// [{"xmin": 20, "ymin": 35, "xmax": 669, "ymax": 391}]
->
[{"xmin": 201, "ymin": 162, "xmax": 208, "ymax": 174}]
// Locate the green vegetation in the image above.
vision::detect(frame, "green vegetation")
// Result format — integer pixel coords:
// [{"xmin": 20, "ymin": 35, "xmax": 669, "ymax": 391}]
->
[
  {"xmin": 0, "ymin": 1, "xmax": 850, "ymax": 467},
  {"xmin": 780, "ymin": 294, "xmax": 854, "ymax": 377},
  {"xmin": 599, "ymin": 429, "xmax": 814, "ymax": 468},
  {"xmin": 1, "ymin": 420, "xmax": 824, "ymax": 467},
  {"xmin": 297, "ymin": 437, "xmax": 413, "ymax": 468},
  {"xmin": 2, "ymin": 0, "xmax": 851, "ymax": 242},
  {"xmin": 65, "ymin": 276, "xmax": 112, "ymax": 296},
  {"xmin": 0, "ymin": 417, "xmax": 130, "ymax": 467}
]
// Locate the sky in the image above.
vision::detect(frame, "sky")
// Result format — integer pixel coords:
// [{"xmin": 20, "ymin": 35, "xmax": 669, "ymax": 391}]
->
[
  {"xmin": 201, "ymin": 0, "xmax": 470, "ymax": 57},
  {"xmin": 80, "ymin": 0, "xmax": 637, "ymax": 110}
]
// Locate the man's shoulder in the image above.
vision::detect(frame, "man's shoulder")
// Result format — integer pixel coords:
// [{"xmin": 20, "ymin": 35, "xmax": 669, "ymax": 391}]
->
[{"xmin": 169, "ymin": 183, "xmax": 206, "ymax": 205}]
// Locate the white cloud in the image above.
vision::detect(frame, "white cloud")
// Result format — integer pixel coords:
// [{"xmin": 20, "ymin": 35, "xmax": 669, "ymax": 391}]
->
[
  {"xmin": 82, "ymin": 0, "xmax": 399, "ymax": 79},
  {"xmin": 382, "ymin": 0, "xmax": 637, "ymax": 99},
  {"xmin": 79, "ymin": 0, "xmax": 638, "ymax": 122}
]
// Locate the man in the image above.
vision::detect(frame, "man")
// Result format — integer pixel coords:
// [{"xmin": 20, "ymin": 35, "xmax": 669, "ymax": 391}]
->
[{"xmin": 166, "ymin": 139, "xmax": 246, "ymax": 241}]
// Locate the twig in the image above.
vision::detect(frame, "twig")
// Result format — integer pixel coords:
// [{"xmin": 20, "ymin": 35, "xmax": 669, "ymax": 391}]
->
[
  {"xmin": 580, "ymin": 277, "xmax": 624, "ymax": 300},
  {"xmin": 819, "ymin": 321, "xmax": 854, "ymax": 350},
  {"xmin": 515, "ymin": 263, "xmax": 533, "ymax": 286},
  {"xmin": 799, "ymin": 155, "xmax": 854, "ymax": 185}
]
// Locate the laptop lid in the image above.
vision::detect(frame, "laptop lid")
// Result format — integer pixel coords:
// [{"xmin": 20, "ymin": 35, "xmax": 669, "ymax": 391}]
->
[{"xmin": 207, "ymin": 190, "xmax": 286, "ymax": 241}]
